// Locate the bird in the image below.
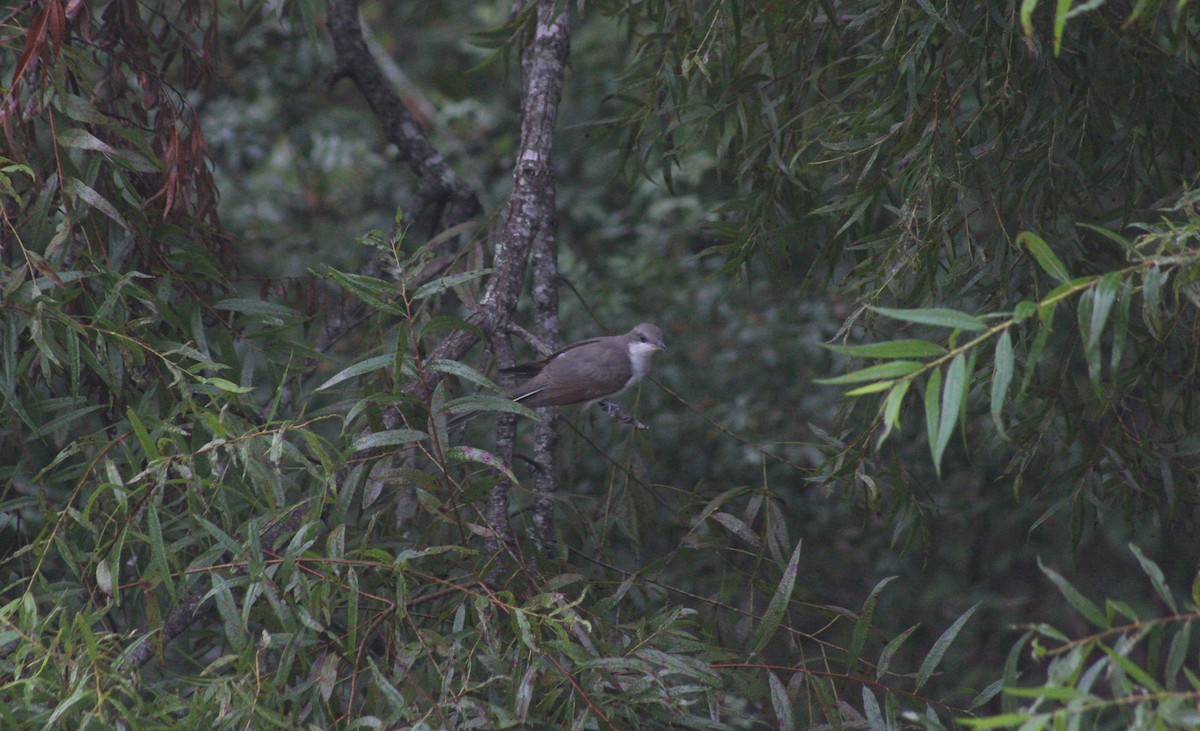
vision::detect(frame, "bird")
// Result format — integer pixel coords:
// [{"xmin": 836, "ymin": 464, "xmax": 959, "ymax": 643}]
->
[{"xmin": 504, "ymin": 323, "xmax": 666, "ymax": 409}]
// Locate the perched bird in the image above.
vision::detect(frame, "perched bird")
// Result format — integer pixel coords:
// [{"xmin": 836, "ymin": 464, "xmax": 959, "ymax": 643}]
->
[{"xmin": 504, "ymin": 323, "xmax": 666, "ymax": 409}]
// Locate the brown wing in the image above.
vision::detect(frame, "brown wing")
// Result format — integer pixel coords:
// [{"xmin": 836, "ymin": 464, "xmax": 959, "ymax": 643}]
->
[
  {"xmin": 511, "ymin": 340, "xmax": 632, "ymax": 407},
  {"xmin": 500, "ymin": 337, "xmax": 604, "ymax": 380}
]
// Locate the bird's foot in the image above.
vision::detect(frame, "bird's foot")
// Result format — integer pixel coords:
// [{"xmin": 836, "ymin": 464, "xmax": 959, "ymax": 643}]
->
[{"xmin": 598, "ymin": 400, "xmax": 649, "ymax": 429}]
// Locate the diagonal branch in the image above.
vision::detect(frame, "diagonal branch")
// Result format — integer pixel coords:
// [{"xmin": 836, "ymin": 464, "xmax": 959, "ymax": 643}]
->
[{"xmin": 325, "ymin": 0, "xmax": 480, "ymax": 233}]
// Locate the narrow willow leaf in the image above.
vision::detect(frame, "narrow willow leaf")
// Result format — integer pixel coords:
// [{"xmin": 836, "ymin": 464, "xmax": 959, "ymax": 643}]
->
[
  {"xmin": 1128, "ymin": 543, "xmax": 1177, "ymax": 613},
  {"xmin": 316, "ymin": 354, "xmax": 393, "ymax": 391},
  {"xmin": 1111, "ymin": 278, "xmax": 1132, "ymax": 369},
  {"xmin": 924, "ymin": 369, "xmax": 942, "ymax": 473},
  {"xmin": 1019, "ymin": 0, "xmax": 1039, "ymax": 38},
  {"xmin": 990, "ymin": 331, "xmax": 1014, "ymax": 439},
  {"xmin": 877, "ymin": 624, "xmax": 918, "ymax": 680},
  {"xmin": 126, "ymin": 407, "xmax": 159, "ymax": 460},
  {"xmin": 970, "ymin": 679, "xmax": 1005, "ymax": 710},
  {"xmin": 933, "ymin": 355, "xmax": 966, "ymax": 475},
  {"xmin": 879, "ymin": 380, "xmax": 911, "ymax": 446},
  {"xmin": 214, "ymin": 298, "xmax": 301, "ymax": 322},
  {"xmin": 1017, "ymin": 314, "xmax": 1053, "ymax": 402},
  {"xmin": 202, "ymin": 376, "xmax": 252, "ymax": 394},
  {"xmin": 824, "ymin": 339, "xmax": 946, "ymax": 359},
  {"xmin": 1141, "ymin": 264, "xmax": 1164, "ymax": 333},
  {"xmin": 1087, "ymin": 272, "xmax": 1121, "ymax": 352},
  {"xmin": 426, "ymin": 358, "xmax": 503, "ymax": 391},
  {"xmin": 1018, "ymin": 231, "xmax": 1070, "ymax": 284},
  {"xmin": 1077, "ymin": 222, "xmax": 1137, "ymax": 256},
  {"xmin": 768, "ymin": 672, "xmax": 795, "ymax": 731},
  {"xmin": 1039, "ymin": 559, "xmax": 1108, "ymax": 628},
  {"xmin": 1052, "ymin": 0, "xmax": 1068, "ymax": 55},
  {"xmin": 1013, "ymin": 300, "xmax": 1037, "ymax": 323},
  {"xmin": 845, "ymin": 380, "xmax": 895, "ymax": 396},
  {"xmin": 440, "ymin": 394, "xmax": 538, "ymax": 420},
  {"xmin": 1077, "ymin": 290, "xmax": 1100, "ymax": 390},
  {"xmin": 446, "ymin": 446, "xmax": 519, "ymax": 484},
  {"xmin": 352, "ymin": 429, "xmax": 427, "ymax": 451},
  {"xmin": 63, "ymin": 177, "xmax": 130, "ymax": 231},
  {"xmin": 814, "ymin": 360, "xmax": 922, "ymax": 385},
  {"xmin": 712, "ymin": 512, "xmax": 763, "ymax": 548},
  {"xmin": 870, "ymin": 306, "xmax": 987, "ymax": 331},
  {"xmin": 914, "ymin": 601, "xmax": 980, "ymax": 691},
  {"xmin": 1101, "ymin": 644, "xmax": 1163, "ymax": 692},
  {"xmin": 848, "ymin": 577, "xmax": 898, "ymax": 676},
  {"xmin": 320, "ymin": 267, "xmax": 404, "ymax": 315},
  {"xmin": 959, "ymin": 712, "xmax": 1036, "ymax": 729},
  {"xmin": 411, "ymin": 269, "xmax": 492, "ymax": 301},
  {"xmin": 810, "ymin": 676, "xmax": 840, "ymax": 731},
  {"xmin": 862, "ymin": 688, "xmax": 885, "ymax": 731},
  {"xmin": 749, "ymin": 538, "xmax": 802, "ymax": 655},
  {"xmin": 1166, "ymin": 621, "xmax": 1190, "ymax": 688},
  {"xmin": 1001, "ymin": 632, "xmax": 1034, "ymax": 713}
]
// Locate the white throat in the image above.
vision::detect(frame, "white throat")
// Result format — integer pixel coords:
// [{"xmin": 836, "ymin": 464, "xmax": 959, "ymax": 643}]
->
[{"xmin": 626, "ymin": 341, "xmax": 659, "ymax": 384}]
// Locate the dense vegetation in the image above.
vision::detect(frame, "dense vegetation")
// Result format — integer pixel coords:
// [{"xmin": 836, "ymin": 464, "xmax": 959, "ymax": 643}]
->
[{"xmin": 2, "ymin": 1, "xmax": 1199, "ymax": 728}]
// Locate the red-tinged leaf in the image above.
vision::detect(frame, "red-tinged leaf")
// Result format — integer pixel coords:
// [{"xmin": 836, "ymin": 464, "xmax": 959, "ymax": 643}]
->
[
  {"xmin": 47, "ymin": 0, "xmax": 66, "ymax": 54},
  {"xmin": 12, "ymin": 3, "xmax": 52, "ymax": 87},
  {"xmin": 28, "ymin": 252, "xmax": 66, "ymax": 288},
  {"xmin": 446, "ymin": 446, "xmax": 519, "ymax": 484}
]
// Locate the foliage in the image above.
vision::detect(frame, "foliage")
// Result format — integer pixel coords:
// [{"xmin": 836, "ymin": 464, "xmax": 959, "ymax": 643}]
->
[
  {"xmin": 818, "ymin": 209, "xmax": 1200, "ymax": 480},
  {"xmin": 3, "ymin": 1, "xmax": 1200, "ymax": 729},
  {"xmin": 966, "ymin": 545, "xmax": 1200, "ymax": 730}
]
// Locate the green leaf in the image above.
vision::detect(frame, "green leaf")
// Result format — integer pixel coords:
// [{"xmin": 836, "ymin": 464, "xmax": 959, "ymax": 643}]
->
[
  {"xmin": 848, "ymin": 577, "xmax": 898, "ymax": 677},
  {"xmin": 446, "ymin": 446, "xmax": 519, "ymax": 484},
  {"xmin": 1166, "ymin": 621, "xmax": 1190, "ymax": 689},
  {"xmin": 749, "ymin": 538, "xmax": 802, "ymax": 655},
  {"xmin": 1110, "ymin": 278, "xmax": 1132, "ymax": 370},
  {"xmin": 932, "ymin": 355, "xmax": 966, "ymax": 475},
  {"xmin": 1101, "ymin": 644, "xmax": 1163, "ymax": 692},
  {"xmin": 352, "ymin": 429, "xmax": 427, "ymax": 452},
  {"xmin": 1141, "ymin": 264, "xmax": 1165, "ymax": 333},
  {"xmin": 63, "ymin": 177, "xmax": 130, "ymax": 231},
  {"xmin": 1018, "ymin": 231, "xmax": 1071, "ymax": 284},
  {"xmin": 214, "ymin": 298, "xmax": 302, "ymax": 325},
  {"xmin": 1128, "ymin": 543, "xmax": 1176, "ymax": 613},
  {"xmin": 915, "ymin": 601, "xmax": 980, "ymax": 691},
  {"xmin": 1013, "ymin": 300, "xmax": 1037, "ymax": 323},
  {"xmin": 126, "ymin": 407, "xmax": 159, "ymax": 461},
  {"xmin": 1087, "ymin": 272, "xmax": 1121, "ymax": 353},
  {"xmin": 870, "ymin": 306, "xmax": 987, "ymax": 331},
  {"xmin": 767, "ymin": 671, "xmax": 795, "ymax": 731},
  {"xmin": 439, "ymin": 394, "xmax": 538, "ymax": 420},
  {"xmin": 990, "ymin": 330, "xmax": 1014, "ymax": 439},
  {"xmin": 879, "ymin": 380, "xmax": 911, "ymax": 446},
  {"xmin": 1052, "ymin": 0, "xmax": 1070, "ymax": 55},
  {"xmin": 862, "ymin": 688, "xmax": 885, "ymax": 731},
  {"xmin": 411, "ymin": 269, "xmax": 492, "ymax": 301},
  {"xmin": 824, "ymin": 339, "xmax": 947, "ymax": 359},
  {"xmin": 320, "ymin": 267, "xmax": 404, "ymax": 315},
  {"xmin": 1077, "ymin": 222, "xmax": 1137, "ymax": 256},
  {"xmin": 815, "ymin": 360, "xmax": 923, "ymax": 386},
  {"xmin": 924, "ymin": 368, "xmax": 942, "ymax": 472},
  {"xmin": 1039, "ymin": 559, "xmax": 1108, "ymax": 628},
  {"xmin": 844, "ymin": 380, "xmax": 895, "ymax": 396},
  {"xmin": 316, "ymin": 354, "xmax": 393, "ymax": 391},
  {"xmin": 960, "ymin": 712, "xmax": 1035, "ymax": 729},
  {"xmin": 970, "ymin": 678, "xmax": 1005, "ymax": 710},
  {"xmin": 426, "ymin": 358, "xmax": 502, "ymax": 391},
  {"xmin": 201, "ymin": 376, "xmax": 252, "ymax": 394},
  {"xmin": 1019, "ymin": 0, "xmax": 1039, "ymax": 38},
  {"xmin": 873, "ymin": 619, "xmax": 916, "ymax": 676}
]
